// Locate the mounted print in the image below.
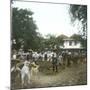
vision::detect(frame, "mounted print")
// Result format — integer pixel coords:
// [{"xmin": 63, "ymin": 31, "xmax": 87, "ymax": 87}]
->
[{"xmin": 11, "ymin": 0, "xmax": 87, "ymax": 89}]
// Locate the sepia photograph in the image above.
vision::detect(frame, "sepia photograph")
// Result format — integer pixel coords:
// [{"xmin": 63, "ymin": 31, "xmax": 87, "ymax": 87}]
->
[{"xmin": 11, "ymin": 0, "xmax": 87, "ymax": 89}]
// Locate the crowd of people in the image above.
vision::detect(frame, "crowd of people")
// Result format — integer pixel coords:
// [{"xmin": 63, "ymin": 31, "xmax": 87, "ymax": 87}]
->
[
  {"xmin": 11, "ymin": 48, "xmax": 86, "ymax": 88},
  {"xmin": 12, "ymin": 48, "xmax": 86, "ymax": 72}
]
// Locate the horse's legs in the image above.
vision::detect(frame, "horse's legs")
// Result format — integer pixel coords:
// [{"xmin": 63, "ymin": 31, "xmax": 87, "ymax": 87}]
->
[
  {"xmin": 27, "ymin": 73, "xmax": 30, "ymax": 84},
  {"xmin": 21, "ymin": 73, "xmax": 25, "ymax": 88}
]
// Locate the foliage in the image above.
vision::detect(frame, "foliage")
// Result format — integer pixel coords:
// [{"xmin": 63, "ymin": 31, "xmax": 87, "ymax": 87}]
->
[
  {"xmin": 41, "ymin": 34, "xmax": 68, "ymax": 50},
  {"xmin": 70, "ymin": 34, "xmax": 87, "ymax": 48},
  {"xmin": 70, "ymin": 34, "xmax": 82, "ymax": 40},
  {"xmin": 12, "ymin": 8, "xmax": 40, "ymax": 51},
  {"xmin": 69, "ymin": 5, "xmax": 87, "ymax": 39},
  {"xmin": 70, "ymin": 5, "xmax": 87, "ymax": 23},
  {"xmin": 56, "ymin": 34, "xmax": 68, "ymax": 46},
  {"xmin": 69, "ymin": 5, "xmax": 87, "ymax": 48}
]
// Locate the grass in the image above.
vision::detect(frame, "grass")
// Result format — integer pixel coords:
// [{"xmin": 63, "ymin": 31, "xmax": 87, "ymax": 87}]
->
[
  {"xmin": 36, "ymin": 61, "xmax": 64, "ymax": 75},
  {"xmin": 11, "ymin": 59, "xmax": 87, "ymax": 89}
]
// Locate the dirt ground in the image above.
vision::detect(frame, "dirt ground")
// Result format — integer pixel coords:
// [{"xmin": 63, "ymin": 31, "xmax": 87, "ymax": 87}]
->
[{"xmin": 11, "ymin": 61, "xmax": 87, "ymax": 90}]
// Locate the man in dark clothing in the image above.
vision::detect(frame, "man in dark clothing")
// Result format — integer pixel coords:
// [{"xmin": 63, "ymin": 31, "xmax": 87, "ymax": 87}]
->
[
  {"xmin": 52, "ymin": 52, "xmax": 58, "ymax": 72},
  {"xmin": 28, "ymin": 50, "xmax": 33, "ymax": 62},
  {"xmin": 44, "ymin": 53, "xmax": 47, "ymax": 61},
  {"xmin": 62, "ymin": 51, "xmax": 68, "ymax": 67}
]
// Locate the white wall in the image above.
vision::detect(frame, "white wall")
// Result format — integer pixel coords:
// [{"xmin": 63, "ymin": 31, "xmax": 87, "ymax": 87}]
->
[{"xmin": 64, "ymin": 40, "xmax": 81, "ymax": 49}]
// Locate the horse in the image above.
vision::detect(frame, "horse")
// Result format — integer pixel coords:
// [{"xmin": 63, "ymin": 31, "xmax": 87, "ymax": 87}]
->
[{"xmin": 20, "ymin": 60, "xmax": 31, "ymax": 88}]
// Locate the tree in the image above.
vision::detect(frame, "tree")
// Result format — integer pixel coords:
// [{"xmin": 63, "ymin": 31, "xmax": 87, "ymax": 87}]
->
[
  {"xmin": 12, "ymin": 8, "xmax": 39, "ymax": 51},
  {"xmin": 70, "ymin": 34, "xmax": 82, "ymax": 40},
  {"xmin": 43, "ymin": 34, "xmax": 68, "ymax": 51},
  {"xmin": 70, "ymin": 34, "xmax": 87, "ymax": 48},
  {"xmin": 69, "ymin": 5, "xmax": 87, "ymax": 48},
  {"xmin": 69, "ymin": 5, "xmax": 87, "ymax": 39},
  {"xmin": 44, "ymin": 34, "xmax": 56, "ymax": 50},
  {"xmin": 56, "ymin": 34, "xmax": 68, "ymax": 46}
]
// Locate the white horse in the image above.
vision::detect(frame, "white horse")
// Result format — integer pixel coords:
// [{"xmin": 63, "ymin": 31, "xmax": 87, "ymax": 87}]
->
[
  {"xmin": 11, "ymin": 60, "xmax": 31, "ymax": 87},
  {"xmin": 21, "ymin": 60, "xmax": 31, "ymax": 87}
]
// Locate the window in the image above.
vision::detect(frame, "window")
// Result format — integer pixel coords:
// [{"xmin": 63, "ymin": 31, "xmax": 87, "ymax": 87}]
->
[
  {"xmin": 69, "ymin": 41, "xmax": 72, "ymax": 46},
  {"xmin": 74, "ymin": 41, "xmax": 77, "ymax": 45}
]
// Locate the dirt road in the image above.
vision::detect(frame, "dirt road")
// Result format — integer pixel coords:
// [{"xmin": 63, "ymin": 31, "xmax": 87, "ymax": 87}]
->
[
  {"xmin": 11, "ymin": 62, "xmax": 87, "ymax": 89},
  {"xmin": 30, "ymin": 63, "xmax": 87, "ymax": 88}
]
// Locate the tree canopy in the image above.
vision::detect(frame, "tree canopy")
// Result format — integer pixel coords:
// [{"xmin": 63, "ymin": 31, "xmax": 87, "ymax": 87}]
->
[
  {"xmin": 12, "ymin": 8, "xmax": 40, "ymax": 51},
  {"xmin": 69, "ymin": 5, "xmax": 87, "ymax": 48},
  {"xmin": 69, "ymin": 5, "xmax": 87, "ymax": 39}
]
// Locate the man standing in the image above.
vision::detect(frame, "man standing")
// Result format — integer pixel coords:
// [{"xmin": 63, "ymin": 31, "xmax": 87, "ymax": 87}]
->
[{"xmin": 52, "ymin": 52, "xmax": 58, "ymax": 72}]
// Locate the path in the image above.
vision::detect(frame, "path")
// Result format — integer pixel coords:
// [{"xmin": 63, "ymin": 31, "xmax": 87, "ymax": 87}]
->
[
  {"xmin": 11, "ymin": 63, "xmax": 87, "ymax": 89},
  {"xmin": 29, "ymin": 63, "xmax": 87, "ymax": 88}
]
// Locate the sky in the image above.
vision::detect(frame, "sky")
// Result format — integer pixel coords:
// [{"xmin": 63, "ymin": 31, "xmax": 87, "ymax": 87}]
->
[{"xmin": 12, "ymin": 0, "xmax": 81, "ymax": 37}]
